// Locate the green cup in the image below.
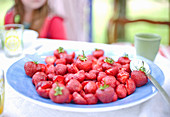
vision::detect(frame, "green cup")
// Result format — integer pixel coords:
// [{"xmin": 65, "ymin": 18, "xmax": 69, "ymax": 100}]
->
[{"xmin": 134, "ymin": 33, "xmax": 161, "ymax": 61}]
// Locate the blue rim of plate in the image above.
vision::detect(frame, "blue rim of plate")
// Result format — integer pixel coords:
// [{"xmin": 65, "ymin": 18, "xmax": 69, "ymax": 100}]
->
[{"xmin": 6, "ymin": 49, "xmax": 165, "ymax": 112}]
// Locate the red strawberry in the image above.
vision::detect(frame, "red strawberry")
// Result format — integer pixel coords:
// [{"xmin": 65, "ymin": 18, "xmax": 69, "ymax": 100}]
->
[
  {"xmin": 64, "ymin": 73, "xmax": 74, "ymax": 83},
  {"xmin": 101, "ymin": 76, "xmax": 117, "ymax": 88},
  {"xmin": 55, "ymin": 58, "xmax": 66, "ymax": 65},
  {"xmin": 45, "ymin": 64, "xmax": 55, "ymax": 74},
  {"xmin": 105, "ymin": 67, "xmax": 119, "ymax": 76},
  {"xmin": 49, "ymin": 83, "xmax": 70, "ymax": 103},
  {"xmin": 84, "ymin": 81, "xmax": 97, "ymax": 94},
  {"xmin": 32, "ymin": 72, "xmax": 47, "ymax": 86},
  {"xmin": 75, "ymin": 58, "xmax": 92, "ymax": 72},
  {"xmin": 36, "ymin": 81, "xmax": 53, "ymax": 98},
  {"xmin": 117, "ymin": 55, "xmax": 131, "ymax": 65},
  {"xmin": 96, "ymin": 85, "xmax": 115, "ymax": 103},
  {"xmin": 53, "ymin": 75, "xmax": 65, "ymax": 84},
  {"xmin": 72, "ymin": 92, "xmax": 87, "ymax": 105},
  {"xmin": 75, "ymin": 51, "xmax": 92, "ymax": 72},
  {"xmin": 85, "ymin": 72, "xmax": 97, "ymax": 80},
  {"xmin": 87, "ymin": 55, "xmax": 98, "ymax": 65},
  {"xmin": 36, "ymin": 63, "xmax": 46, "ymax": 72},
  {"xmin": 24, "ymin": 61, "xmax": 37, "ymax": 77},
  {"xmin": 102, "ymin": 62, "xmax": 113, "ymax": 71},
  {"xmin": 73, "ymin": 70, "xmax": 85, "ymax": 82},
  {"xmin": 126, "ymin": 79, "xmax": 136, "ymax": 95},
  {"xmin": 97, "ymin": 72, "xmax": 107, "ymax": 82},
  {"xmin": 92, "ymin": 64, "xmax": 103, "ymax": 72},
  {"xmin": 53, "ymin": 47, "xmax": 67, "ymax": 58},
  {"xmin": 116, "ymin": 84, "xmax": 127, "ymax": 98},
  {"xmin": 117, "ymin": 70, "xmax": 130, "ymax": 84},
  {"xmin": 55, "ymin": 64, "xmax": 67, "ymax": 75},
  {"xmin": 47, "ymin": 73, "xmax": 55, "ymax": 81},
  {"xmin": 92, "ymin": 49, "xmax": 104, "ymax": 59},
  {"xmin": 131, "ymin": 70, "xmax": 148, "ymax": 87},
  {"xmin": 67, "ymin": 64, "xmax": 79, "ymax": 73},
  {"xmin": 64, "ymin": 52, "xmax": 75, "ymax": 64},
  {"xmin": 66, "ymin": 79, "xmax": 82, "ymax": 93},
  {"xmin": 121, "ymin": 64, "xmax": 131, "ymax": 73},
  {"xmin": 45, "ymin": 56, "xmax": 56, "ymax": 65},
  {"xmin": 84, "ymin": 94, "xmax": 98, "ymax": 104}
]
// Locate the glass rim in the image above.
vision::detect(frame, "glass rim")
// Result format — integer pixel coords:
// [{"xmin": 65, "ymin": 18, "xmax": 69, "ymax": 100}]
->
[
  {"xmin": 135, "ymin": 33, "xmax": 161, "ymax": 41},
  {"xmin": 0, "ymin": 24, "xmax": 24, "ymax": 28}
]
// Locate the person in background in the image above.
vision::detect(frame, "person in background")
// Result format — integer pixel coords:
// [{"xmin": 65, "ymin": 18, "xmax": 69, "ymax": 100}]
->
[{"xmin": 4, "ymin": 0, "xmax": 66, "ymax": 40}]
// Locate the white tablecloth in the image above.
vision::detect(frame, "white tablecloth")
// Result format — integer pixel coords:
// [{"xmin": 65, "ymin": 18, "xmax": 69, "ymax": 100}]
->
[{"xmin": 0, "ymin": 39, "xmax": 170, "ymax": 117}]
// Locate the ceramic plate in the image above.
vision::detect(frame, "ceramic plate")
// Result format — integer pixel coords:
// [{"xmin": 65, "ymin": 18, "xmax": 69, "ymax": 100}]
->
[{"xmin": 6, "ymin": 49, "xmax": 165, "ymax": 112}]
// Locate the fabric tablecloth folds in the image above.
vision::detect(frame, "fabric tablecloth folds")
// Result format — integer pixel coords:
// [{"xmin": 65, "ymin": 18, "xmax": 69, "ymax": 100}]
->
[{"xmin": 1, "ymin": 39, "xmax": 170, "ymax": 117}]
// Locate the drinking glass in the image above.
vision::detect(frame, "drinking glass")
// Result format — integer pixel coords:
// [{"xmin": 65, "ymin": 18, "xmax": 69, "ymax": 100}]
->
[
  {"xmin": 0, "ymin": 69, "xmax": 4, "ymax": 117},
  {"xmin": 0, "ymin": 24, "xmax": 24, "ymax": 57},
  {"xmin": 134, "ymin": 33, "xmax": 161, "ymax": 61}
]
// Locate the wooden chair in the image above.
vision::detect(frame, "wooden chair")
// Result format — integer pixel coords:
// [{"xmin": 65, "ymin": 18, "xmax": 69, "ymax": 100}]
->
[{"xmin": 107, "ymin": 0, "xmax": 170, "ymax": 45}]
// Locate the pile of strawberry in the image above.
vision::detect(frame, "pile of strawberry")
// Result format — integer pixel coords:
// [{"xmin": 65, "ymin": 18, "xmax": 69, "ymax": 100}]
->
[{"xmin": 24, "ymin": 47, "xmax": 148, "ymax": 105}]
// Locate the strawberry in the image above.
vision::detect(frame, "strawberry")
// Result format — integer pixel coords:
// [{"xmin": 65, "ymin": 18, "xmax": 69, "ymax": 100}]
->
[
  {"xmin": 67, "ymin": 64, "xmax": 79, "ymax": 73},
  {"xmin": 49, "ymin": 83, "xmax": 70, "ymax": 103},
  {"xmin": 92, "ymin": 49, "xmax": 104, "ymax": 59},
  {"xmin": 101, "ymin": 76, "xmax": 117, "ymax": 88},
  {"xmin": 105, "ymin": 67, "xmax": 119, "ymax": 76},
  {"xmin": 32, "ymin": 72, "xmax": 47, "ymax": 86},
  {"xmin": 117, "ymin": 70, "xmax": 130, "ymax": 84},
  {"xmin": 84, "ymin": 81, "xmax": 97, "ymax": 94},
  {"xmin": 66, "ymin": 79, "xmax": 82, "ymax": 93},
  {"xmin": 36, "ymin": 63, "xmax": 46, "ymax": 72},
  {"xmin": 117, "ymin": 54, "xmax": 131, "ymax": 65},
  {"xmin": 92, "ymin": 64, "xmax": 103, "ymax": 72},
  {"xmin": 96, "ymin": 84, "xmax": 115, "ymax": 103},
  {"xmin": 64, "ymin": 52, "xmax": 75, "ymax": 64},
  {"xmin": 131, "ymin": 70, "xmax": 148, "ymax": 87},
  {"xmin": 36, "ymin": 81, "xmax": 53, "ymax": 98},
  {"xmin": 121, "ymin": 64, "xmax": 131, "ymax": 73},
  {"xmin": 64, "ymin": 73, "xmax": 74, "ymax": 83},
  {"xmin": 116, "ymin": 84, "xmax": 127, "ymax": 98},
  {"xmin": 53, "ymin": 75, "xmax": 65, "ymax": 84},
  {"xmin": 75, "ymin": 50, "xmax": 92, "ymax": 72},
  {"xmin": 47, "ymin": 73, "xmax": 55, "ymax": 81},
  {"xmin": 97, "ymin": 72, "xmax": 107, "ymax": 82},
  {"xmin": 102, "ymin": 62, "xmax": 113, "ymax": 71},
  {"xmin": 45, "ymin": 64, "xmax": 55, "ymax": 74},
  {"xmin": 24, "ymin": 61, "xmax": 37, "ymax": 77},
  {"xmin": 87, "ymin": 55, "xmax": 98, "ymax": 65},
  {"xmin": 73, "ymin": 70, "xmax": 85, "ymax": 82},
  {"xmin": 84, "ymin": 94, "xmax": 98, "ymax": 104},
  {"xmin": 85, "ymin": 72, "xmax": 97, "ymax": 80},
  {"xmin": 53, "ymin": 47, "xmax": 67, "ymax": 58},
  {"xmin": 55, "ymin": 64, "xmax": 67, "ymax": 75},
  {"xmin": 45, "ymin": 56, "xmax": 56, "ymax": 65},
  {"xmin": 126, "ymin": 78, "xmax": 136, "ymax": 95},
  {"xmin": 72, "ymin": 92, "xmax": 87, "ymax": 105},
  {"xmin": 55, "ymin": 58, "xmax": 66, "ymax": 65}
]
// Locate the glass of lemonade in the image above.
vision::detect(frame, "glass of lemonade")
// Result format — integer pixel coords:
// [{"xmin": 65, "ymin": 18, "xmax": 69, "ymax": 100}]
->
[
  {"xmin": 0, "ymin": 24, "xmax": 24, "ymax": 57},
  {"xmin": 0, "ymin": 69, "xmax": 4, "ymax": 116}
]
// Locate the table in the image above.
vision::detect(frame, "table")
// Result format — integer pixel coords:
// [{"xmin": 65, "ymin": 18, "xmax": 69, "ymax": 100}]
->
[{"xmin": 0, "ymin": 39, "xmax": 170, "ymax": 117}]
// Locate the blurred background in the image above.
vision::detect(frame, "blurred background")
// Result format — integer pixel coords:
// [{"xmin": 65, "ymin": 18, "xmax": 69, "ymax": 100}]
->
[{"xmin": 0, "ymin": 0, "xmax": 169, "ymax": 45}]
